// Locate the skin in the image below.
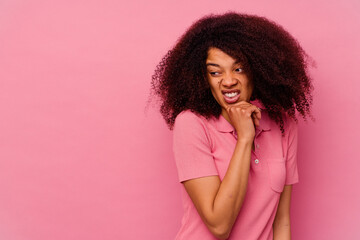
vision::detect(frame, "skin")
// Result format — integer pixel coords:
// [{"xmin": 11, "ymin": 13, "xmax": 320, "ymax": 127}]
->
[
  {"xmin": 273, "ymin": 185, "xmax": 293, "ymax": 239},
  {"xmin": 205, "ymin": 47, "xmax": 259, "ymax": 141},
  {"xmin": 182, "ymin": 47, "xmax": 292, "ymax": 239}
]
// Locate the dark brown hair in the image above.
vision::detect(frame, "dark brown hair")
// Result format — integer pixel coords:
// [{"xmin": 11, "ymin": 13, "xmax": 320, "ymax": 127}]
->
[{"xmin": 150, "ymin": 12, "xmax": 313, "ymax": 132}]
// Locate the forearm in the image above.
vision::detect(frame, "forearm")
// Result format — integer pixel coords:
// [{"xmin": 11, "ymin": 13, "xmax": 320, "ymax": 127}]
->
[
  {"xmin": 209, "ymin": 139, "xmax": 252, "ymax": 234},
  {"xmin": 273, "ymin": 218, "xmax": 291, "ymax": 240}
]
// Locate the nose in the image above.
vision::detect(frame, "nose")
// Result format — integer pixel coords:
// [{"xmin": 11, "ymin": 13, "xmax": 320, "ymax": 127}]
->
[{"xmin": 221, "ymin": 73, "xmax": 238, "ymax": 87}]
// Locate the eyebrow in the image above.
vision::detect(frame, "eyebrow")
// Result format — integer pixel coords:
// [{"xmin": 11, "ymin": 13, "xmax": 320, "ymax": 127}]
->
[
  {"xmin": 206, "ymin": 61, "xmax": 242, "ymax": 67},
  {"xmin": 206, "ymin": 63, "xmax": 220, "ymax": 67}
]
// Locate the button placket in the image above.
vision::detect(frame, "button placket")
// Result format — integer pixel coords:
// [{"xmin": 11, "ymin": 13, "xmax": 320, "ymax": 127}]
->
[
  {"xmin": 234, "ymin": 129, "xmax": 262, "ymax": 168},
  {"xmin": 252, "ymin": 130, "xmax": 262, "ymax": 168},
  {"xmin": 251, "ymin": 144, "xmax": 261, "ymax": 169}
]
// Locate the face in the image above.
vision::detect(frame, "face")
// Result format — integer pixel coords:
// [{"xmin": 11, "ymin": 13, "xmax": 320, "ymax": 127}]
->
[{"xmin": 206, "ymin": 47, "xmax": 254, "ymax": 118}]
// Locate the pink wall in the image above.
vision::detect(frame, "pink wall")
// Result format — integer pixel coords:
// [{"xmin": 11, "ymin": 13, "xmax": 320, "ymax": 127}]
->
[{"xmin": 0, "ymin": 0, "xmax": 359, "ymax": 239}]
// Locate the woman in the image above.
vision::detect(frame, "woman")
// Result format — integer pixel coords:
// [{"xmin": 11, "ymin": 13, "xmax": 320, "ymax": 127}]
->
[{"xmin": 151, "ymin": 12, "xmax": 313, "ymax": 240}]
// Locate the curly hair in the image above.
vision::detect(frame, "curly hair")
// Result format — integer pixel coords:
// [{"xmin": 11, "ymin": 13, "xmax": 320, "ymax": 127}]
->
[{"xmin": 150, "ymin": 12, "xmax": 313, "ymax": 132}]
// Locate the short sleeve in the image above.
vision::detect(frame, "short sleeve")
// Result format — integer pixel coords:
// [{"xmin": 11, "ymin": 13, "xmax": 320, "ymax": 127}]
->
[
  {"xmin": 172, "ymin": 111, "xmax": 218, "ymax": 182},
  {"xmin": 284, "ymin": 117, "xmax": 299, "ymax": 185}
]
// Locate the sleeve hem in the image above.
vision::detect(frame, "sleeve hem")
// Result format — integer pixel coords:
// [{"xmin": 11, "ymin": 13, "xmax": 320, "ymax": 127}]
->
[
  {"xmin": 285, "ymin": 178, "xmax": 299, "ymax": 185},
  {"xmin": 179, "ymin": 173, "xmax": 219, "ymax": 183}
]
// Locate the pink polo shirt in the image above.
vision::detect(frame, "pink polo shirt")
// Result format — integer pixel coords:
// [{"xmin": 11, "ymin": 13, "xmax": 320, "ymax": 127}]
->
[{"xmin": 172, "ymin": 100, "xmax": 299, "ymax": 240}]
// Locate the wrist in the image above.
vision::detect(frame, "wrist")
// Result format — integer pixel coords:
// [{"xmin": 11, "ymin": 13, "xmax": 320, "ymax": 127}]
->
[{"xmin": 235, "ymin": 138, "xmax": 253, "ymax": 146}]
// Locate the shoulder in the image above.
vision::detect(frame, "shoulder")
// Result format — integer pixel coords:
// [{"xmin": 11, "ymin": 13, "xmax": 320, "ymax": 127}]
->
[
  {"xmin": 173, "ymin": 110, "xmax": 213, "ymax": 145},
  {"xmin": 282, "ymin": 112, "xmax": 298, "ymax": 139},
  {"xmin": 173, "ymin": 110, "xmax": 208, "ymax": 130},
  {"xmin": 284, "ymin": 113, "xmax": 297, "ymax": 128}
]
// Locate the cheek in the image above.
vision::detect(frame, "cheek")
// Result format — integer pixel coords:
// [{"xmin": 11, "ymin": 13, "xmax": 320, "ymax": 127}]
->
[
  {"xmin": 246, "ymin": 83, "xmax": 254, "ymax": 93},
  {"xmin": 207, "ymin": 77, "xmax": 223, "ymax": 104},
  {"xmin": 242, "ymin": 78, "xmax": 253, "ymax": 95}
]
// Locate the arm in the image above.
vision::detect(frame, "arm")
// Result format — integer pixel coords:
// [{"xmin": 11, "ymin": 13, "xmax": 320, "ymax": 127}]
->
[
  {"xmin": 273, "ymin": 185, "xmax": 293, "ymax": 240},
  {"xmin": 273, "ymin": 114, "xmax": 299, "ymax": 239},
  {"xmin": 182, "ymin": 102, "xmax": 261, "ymax": 239},
  {"xmin": 183, "ymin": 139, "xmax": 252, "ymax": 239}
]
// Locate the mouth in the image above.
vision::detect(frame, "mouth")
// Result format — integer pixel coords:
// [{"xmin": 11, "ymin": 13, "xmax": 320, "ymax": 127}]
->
[{"xmin": 222, "ymin": 90, "xmax": 240, "ymax": 104}]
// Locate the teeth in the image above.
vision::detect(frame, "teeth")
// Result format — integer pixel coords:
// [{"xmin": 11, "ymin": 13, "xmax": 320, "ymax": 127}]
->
[{"xmin": 224, "ymin": 92, "xmax": 239, "ymax": 98}]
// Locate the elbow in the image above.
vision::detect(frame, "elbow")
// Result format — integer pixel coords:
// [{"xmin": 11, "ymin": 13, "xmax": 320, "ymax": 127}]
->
[
  {"xmin": 209, "ymin": 225, "xmax": 231, "ymax": 240},
  {"xmin": 202, "ymin": 206, "xmax": 239, "ymax": 239}
]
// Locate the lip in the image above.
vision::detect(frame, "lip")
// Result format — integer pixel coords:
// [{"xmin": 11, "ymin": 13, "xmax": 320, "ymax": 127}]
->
[
  {"xmin": 222, "ymin": 89, "xmax": 241, "ymax": 104},
  {"xmin": 221, "ymin": 89, "xmax": 240, "ymax": 94}
]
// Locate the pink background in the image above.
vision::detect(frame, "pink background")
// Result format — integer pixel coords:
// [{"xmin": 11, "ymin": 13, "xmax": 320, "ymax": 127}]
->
[{"xmin": 0, "ymin": 0, "xmax": 359, "ymax": 239}]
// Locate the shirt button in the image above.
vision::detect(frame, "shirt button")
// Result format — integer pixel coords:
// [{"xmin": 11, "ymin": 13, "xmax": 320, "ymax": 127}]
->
[
  {"xmin": 256, "ymin": 144, "xmax": 260, "ymax": 148},
  {"xmin": 254, "ymin": 159, "xmax": 259, "ymax": 164}
]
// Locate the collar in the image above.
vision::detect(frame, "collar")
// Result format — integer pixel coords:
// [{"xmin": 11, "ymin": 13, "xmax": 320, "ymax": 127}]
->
[{"xmin": 213, "ymin": 99, "xmax": 271, "ymax": 133}]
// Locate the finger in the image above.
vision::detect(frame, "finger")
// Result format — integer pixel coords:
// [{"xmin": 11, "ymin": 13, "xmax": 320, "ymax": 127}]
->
[
  {"xmin": 249, "ymin": 105, "xmax": 261, "ymax": 120},
  {"xmin": 246, "ymin": 105, "xmax": 262, "ymax": 121},
  {"xmin": 251, "ymin": 112, "xmax": 260, "ymax": 127},
  {"xmin": 254, "ymin": 107, "xmax": 261, "ymax": 121}
]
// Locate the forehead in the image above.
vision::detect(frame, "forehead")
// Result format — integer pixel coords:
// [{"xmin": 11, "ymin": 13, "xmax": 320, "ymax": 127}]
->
[{"xmin": 206, "ymin": 47, "xmax": 238, "ymax": 66}]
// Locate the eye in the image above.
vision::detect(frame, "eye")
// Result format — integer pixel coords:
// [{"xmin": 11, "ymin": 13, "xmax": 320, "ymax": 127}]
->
[
  {"xmin": 209, "ymin": 71, "xmax": 221, "ymax": 76},
  {"xmin": 235, "ymin": 67, "xmax": 244, "ymax": 73}
]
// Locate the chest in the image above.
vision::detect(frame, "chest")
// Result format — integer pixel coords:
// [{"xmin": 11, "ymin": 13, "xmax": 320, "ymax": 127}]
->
[{"xmin": 208, "ymin": 128, "xmax": 286, "ymax": 182}]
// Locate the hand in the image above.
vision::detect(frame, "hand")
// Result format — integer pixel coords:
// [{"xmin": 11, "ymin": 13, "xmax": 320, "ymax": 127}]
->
[{"xmin": 218, "ymin": 97, "xmax": 261, "ymax": 141}]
